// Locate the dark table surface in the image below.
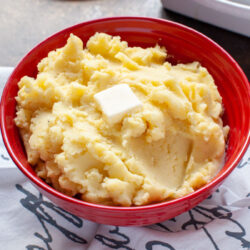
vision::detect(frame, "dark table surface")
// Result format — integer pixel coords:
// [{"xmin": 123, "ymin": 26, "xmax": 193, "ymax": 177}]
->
[{"xmin": 0, "ymin": 0, "xmax": 249, "ymax": 79}]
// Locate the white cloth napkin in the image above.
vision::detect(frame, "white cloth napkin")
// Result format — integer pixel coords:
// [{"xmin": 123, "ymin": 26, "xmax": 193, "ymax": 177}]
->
[{"xmin": 0, "ymin": 67, "xmax": 249, "ymax": 250}]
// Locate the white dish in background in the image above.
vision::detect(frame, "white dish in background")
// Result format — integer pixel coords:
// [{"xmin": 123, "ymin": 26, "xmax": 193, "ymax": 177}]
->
[{"xmin": 161, "ymin": 0, "xmax": 250, "ymax": 37}]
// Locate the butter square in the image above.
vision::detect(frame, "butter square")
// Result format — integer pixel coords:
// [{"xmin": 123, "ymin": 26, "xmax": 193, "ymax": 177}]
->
[{"xmin": 94, "ymin": 84, "xmax": 142, "ymax": 124}]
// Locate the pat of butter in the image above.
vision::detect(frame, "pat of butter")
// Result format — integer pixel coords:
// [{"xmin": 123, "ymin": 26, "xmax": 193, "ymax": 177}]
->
[{"xmin": 94, "ymin": 84, "xmax": 142, "ymax": 124}]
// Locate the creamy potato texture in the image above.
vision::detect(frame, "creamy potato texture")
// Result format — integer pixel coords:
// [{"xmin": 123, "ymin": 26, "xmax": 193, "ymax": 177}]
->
[{"xmin": 15, "ymin": 33, "xmax": 229, "ymax": 206}]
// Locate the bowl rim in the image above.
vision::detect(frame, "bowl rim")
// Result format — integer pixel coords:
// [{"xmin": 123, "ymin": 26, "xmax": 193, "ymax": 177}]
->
[{"xmin": 1, "ymin": 16, "xmax": 249, "ymax": 212}]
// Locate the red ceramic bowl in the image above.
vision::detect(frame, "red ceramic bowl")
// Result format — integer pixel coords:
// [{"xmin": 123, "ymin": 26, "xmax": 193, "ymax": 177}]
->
[{"xmin": 1, "ymin": 17, "xmax": 249, "ymax": 226}]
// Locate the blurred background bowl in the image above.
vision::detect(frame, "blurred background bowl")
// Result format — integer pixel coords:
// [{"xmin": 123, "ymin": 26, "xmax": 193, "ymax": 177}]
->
[{"xmin": 1, "ymin": 17, "xmax": 249, "ymax": 226}]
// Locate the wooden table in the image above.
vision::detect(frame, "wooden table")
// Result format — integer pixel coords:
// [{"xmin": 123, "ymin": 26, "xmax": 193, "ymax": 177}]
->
[{"xmin": 0, "ymin": 0, "xmax": 249, "ymax": 79}]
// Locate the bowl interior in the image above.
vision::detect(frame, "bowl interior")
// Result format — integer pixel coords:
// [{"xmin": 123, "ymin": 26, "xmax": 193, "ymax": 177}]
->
[{"xmin": 1, "ymin": 17, "xmax": 249, "ymax": 212}]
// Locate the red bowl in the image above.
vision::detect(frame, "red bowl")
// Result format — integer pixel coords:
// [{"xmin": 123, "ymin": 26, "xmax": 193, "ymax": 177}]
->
[{"xmin": 1, "ymin": 17, "xmax": 249, "ymax": 226}]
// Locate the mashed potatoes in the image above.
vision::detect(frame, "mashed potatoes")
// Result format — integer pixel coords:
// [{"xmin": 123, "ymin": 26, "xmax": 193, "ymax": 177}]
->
[{"xmin": 15, "ymin": 33, "xmax": 229, "ymax": 206}]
